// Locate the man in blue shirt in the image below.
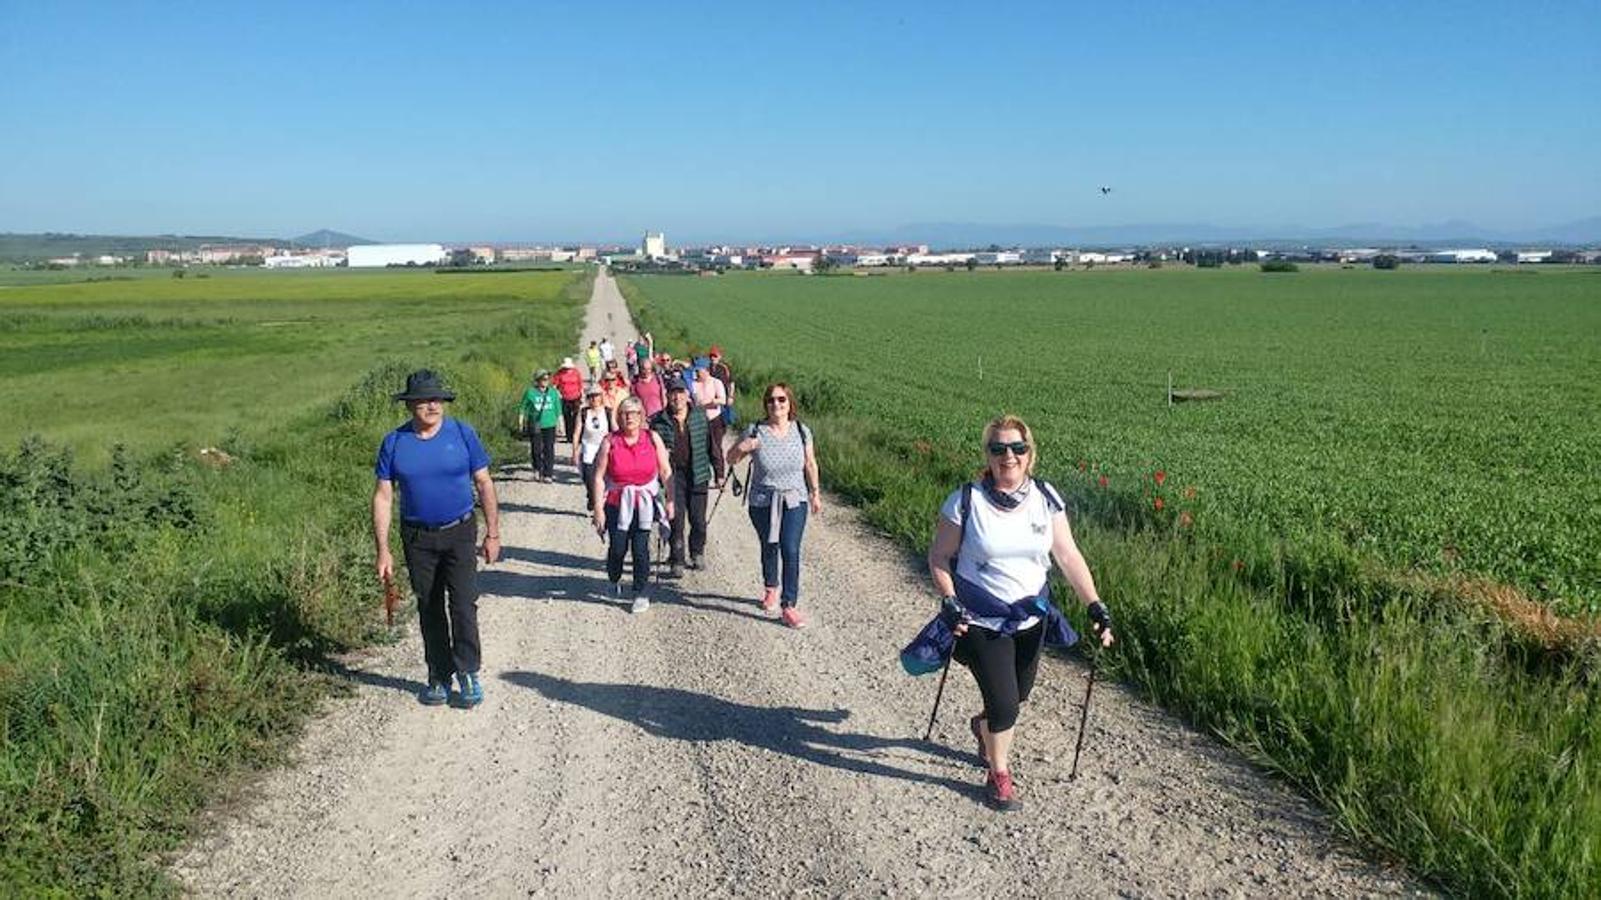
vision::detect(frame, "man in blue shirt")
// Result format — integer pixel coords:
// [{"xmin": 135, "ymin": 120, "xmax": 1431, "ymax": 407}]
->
[{"xmin": 373, "ymin": 369, "xmax": 502, "ymax": 707}]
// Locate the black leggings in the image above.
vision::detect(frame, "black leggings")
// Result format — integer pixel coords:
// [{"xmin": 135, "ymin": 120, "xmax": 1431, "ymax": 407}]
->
[
  {"xmin": 954, "ymin": 622, "xmax": 1045, "ymax": 733},
  {"xmin": 604, "ymin": 504, "xmax": 653, "ymax": 592}
]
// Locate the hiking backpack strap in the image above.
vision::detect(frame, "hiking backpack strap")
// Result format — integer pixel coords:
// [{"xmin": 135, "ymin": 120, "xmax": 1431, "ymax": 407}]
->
[
  {"xmin": 949, "ymin": 481, "xmax": 975, "ymax": 569},
  {"xmin": 1036, "ymin": 478, "xmax": 1066, "ymax": 515}
]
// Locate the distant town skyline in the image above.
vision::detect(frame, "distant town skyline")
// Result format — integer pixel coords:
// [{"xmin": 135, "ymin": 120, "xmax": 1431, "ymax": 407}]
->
[{"xmin": 2, "ymin": 1, "xmax": 1597, "ymax": 241}]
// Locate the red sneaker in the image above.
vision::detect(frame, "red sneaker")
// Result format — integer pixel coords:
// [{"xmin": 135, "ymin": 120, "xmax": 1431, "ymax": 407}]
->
[
  {"xmin": 760, "ymin": 587, "xmax": 780, "ymax": 613},
  {"xmin": 985, "ymin": 769, "xmax": 1019, "ymax": 811},
  {"xmin": 780, "ymin": 606, "xmax": 808, "ymax": 629}
]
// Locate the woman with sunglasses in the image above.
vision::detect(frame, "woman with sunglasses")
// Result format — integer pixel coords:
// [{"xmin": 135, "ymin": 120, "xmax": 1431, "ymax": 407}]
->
[
  {"xmin": 591, "ymin": 397, "xmax": 674, "ymax": 613},
  {"xmin": 571, "ymin": 386, "xmax": 612, "ymax": 512},
  {"xmin": 727, "ymin": 383, "xmax": 820, "ymax": 629},
  {"xmin": 600, "ymin": 371, "xmax": 631, "ymax": 429},
  {"xmin": 925, "ymin": 414, "xmax": 1114, "ymax": 810}
]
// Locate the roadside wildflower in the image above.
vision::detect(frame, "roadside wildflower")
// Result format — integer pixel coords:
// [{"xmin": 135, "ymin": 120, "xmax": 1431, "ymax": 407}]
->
[
  {"xmin": 1154, "ymin": 470, "xmax": 1167, "ymax": 486},
  {"xmin": 1154, "ymin": 497, "xmax": 1165, "ymax": 511},
  {"xmin": 1098, "ymin": 475, "xmax": 1108, "ymax": 488}
]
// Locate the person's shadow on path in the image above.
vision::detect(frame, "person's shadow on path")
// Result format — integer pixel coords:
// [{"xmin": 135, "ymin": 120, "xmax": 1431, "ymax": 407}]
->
[
  {"xmin": 499, "ymin": 501, "xmax": 587, "ymax": 519},
  {"xmin": 499, "ymin": 546, "xmax": 607, "ymax": 572},
  {"xmin": 321, "ymin": 660, "xmax": 428, "ymax": 696},
  {"xmin": 501, "ymin": 670, "xmax": 979, "ymax": 800},
  {"xmin": 479, "ymin": 568, "xmax": 622, "ymax": 610}
]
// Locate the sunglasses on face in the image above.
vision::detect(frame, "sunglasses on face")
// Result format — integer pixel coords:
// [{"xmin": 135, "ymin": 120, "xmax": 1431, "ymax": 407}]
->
[
  {"xmin": 987, "ymin": 440, "xmax": 1029, "ymax": 457},
  {"xmin": 765, "ymin": 396, "xmax": 789, "ymax": 406}
]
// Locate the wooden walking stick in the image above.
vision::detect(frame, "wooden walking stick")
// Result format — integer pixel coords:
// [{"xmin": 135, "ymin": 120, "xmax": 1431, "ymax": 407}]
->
[{"xmin": 382, "ymin": 574, "xmax": 400, "ymax": 627}]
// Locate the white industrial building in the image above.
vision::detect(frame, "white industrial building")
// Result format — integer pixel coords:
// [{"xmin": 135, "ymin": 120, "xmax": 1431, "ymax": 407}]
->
[
  {"xmin": 263, "ymin": 252, "xmax": 341, "ymax": 269},
  {"xmin": 642, "ymin": 232, "xmax": 667, "ymax": 259},
  {"xmin": 347, "ymin": 244, "xmax": 449, "ymax": 268},
  {"xmin": 1425, "ymin": 248, "xmax": 1497, "ymax": 264},
  {"xmin": 905, "ymin": 252, "xmax": 975, "ymax": 266},
  {"xmin": 974, "ymin": 251, "xmax": 1023, "ymax": 265}
]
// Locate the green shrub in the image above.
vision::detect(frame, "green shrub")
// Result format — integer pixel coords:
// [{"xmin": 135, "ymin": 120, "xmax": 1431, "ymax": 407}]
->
[{"xmin": 1260, "ymin": 260, "xmax": 1299, "ymax": 272}]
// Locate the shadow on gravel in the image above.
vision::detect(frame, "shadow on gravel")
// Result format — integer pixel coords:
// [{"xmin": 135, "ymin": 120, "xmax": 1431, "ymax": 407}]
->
[
  {"xmin": 648, "ymin": 585, "xmax": 775, "ymax": 624},
  {"xmin": 499, "ymin": 546, "xmax": 608, "ymax": 572},
  {"xmin": 499, "ymin": 501, "xmax": 588, "ymax": 519},
  {"xmin": 479, "ymin": 568, "xmax": 625, "ymax": 610},
  {"xmin": 501, "ymin": 670, "xmax": 979, "ymax": 799},
  {"xmin": 322, "ymin": 660, "xmax": 428, "ymax": 696}
]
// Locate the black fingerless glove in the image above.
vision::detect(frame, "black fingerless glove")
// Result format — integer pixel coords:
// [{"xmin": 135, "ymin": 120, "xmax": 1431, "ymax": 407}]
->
[
  {"xmin": 939, "ymin": 596, "xmax": 966, "ymax": 627},
  {"xmin": 1086, "ymin": 601, "xmax": 1112, "ymax": 632}
]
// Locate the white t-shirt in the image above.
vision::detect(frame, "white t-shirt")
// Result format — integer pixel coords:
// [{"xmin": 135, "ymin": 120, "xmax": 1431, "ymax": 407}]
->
[{"xmin": 940, "ymin": 480, "xmax": 1057, "ymax": 628}]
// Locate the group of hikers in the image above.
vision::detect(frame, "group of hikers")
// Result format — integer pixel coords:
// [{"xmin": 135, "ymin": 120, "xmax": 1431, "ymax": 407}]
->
[{"xmin": 372, "ymin": 336, "xmax": 1114, "ymax": 810}]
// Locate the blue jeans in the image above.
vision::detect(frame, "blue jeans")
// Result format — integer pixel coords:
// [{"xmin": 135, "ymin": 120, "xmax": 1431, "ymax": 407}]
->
[{"xmin": 749, "ymin": 501, "xmax": 808, "ymax": 606}]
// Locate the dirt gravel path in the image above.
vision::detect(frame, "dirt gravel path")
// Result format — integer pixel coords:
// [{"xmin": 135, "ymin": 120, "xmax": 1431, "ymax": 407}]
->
[{"xmin": 173, "ymin": 271, "xmax": 1426, "ymax": 898}]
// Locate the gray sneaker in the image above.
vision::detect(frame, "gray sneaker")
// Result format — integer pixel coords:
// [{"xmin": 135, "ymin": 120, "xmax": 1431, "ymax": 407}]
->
[{"xmin": 630, "ymin": 589, "xmax": 651, "ymax": 614}]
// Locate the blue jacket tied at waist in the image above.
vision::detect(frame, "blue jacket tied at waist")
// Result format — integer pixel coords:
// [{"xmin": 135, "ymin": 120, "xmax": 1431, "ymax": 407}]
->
[{"xmin": 899, "ymin": 574, "xmax": 1079, "ymax": 676}]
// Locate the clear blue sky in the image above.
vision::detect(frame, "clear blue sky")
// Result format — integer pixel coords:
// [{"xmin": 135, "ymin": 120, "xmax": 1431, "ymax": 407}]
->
[{"xmin": 2, "ymin": 0, "xmax": 1596, "ymax": 243}]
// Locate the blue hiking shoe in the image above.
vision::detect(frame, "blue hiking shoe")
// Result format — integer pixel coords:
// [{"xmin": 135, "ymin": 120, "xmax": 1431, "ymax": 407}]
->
[
  {"xmin": 458, "ymin": 671, "xmax": 484, "ymax": 707},
  {"xmin": 418, "ymin": 681, "xmax": 449, "ymax": 706}
]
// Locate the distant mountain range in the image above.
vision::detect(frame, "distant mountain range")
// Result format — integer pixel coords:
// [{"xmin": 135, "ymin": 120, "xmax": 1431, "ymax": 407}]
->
[
  {"xmin": 860, "ymin": 217, "xmax": 1601, "ymax": 249},
  {"xmin": 290, "ymin": 229, "xmax": 375, "ymax": 249}
]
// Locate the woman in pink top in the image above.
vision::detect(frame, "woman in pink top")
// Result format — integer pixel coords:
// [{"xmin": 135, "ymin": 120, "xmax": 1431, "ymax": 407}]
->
[
  {"xmin": 693, "ymin": 365, "xmax": 729, "ymax": 447},
  {"xmin": 631, "ymin": 359, "xmax": 667, "ymax": 419},
  {"xmin": 591, "ymin": 397, "xmax": 673, "ymax": 612}
]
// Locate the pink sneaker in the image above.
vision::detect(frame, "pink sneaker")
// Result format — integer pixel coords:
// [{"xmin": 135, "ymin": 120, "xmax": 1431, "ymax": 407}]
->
[
  {"xmin": 986, "ymin": 769, "xmax": 1019, "ymax": 811},
  {"xmin": 760, "ymin": 587, "xmax": 780, "ymax": 613},
  {"xmin": 781, "ymin": 606, "xmax": 808, "ymax": 629}
]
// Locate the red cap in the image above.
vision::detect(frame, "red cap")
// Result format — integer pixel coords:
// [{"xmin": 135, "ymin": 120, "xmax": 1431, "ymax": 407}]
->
[{"xmin": 709, "ymin": 345, "xmax": 722, "ymax": 356}]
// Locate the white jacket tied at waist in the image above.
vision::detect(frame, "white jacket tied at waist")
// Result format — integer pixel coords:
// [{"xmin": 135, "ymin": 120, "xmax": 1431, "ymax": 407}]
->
[{"xmin": 613, "ymin": 478, "xmax": 666, "ymax": 533}]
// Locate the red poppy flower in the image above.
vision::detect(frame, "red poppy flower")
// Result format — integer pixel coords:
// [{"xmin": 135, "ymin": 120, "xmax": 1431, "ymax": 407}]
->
[
  {"xmin": 1183, "ymin": 486, "xmax": 1197, "ymax": 500},
  {"xmin": 1153, "ymin": 497, "xmax": 1165, "ymax": 511},
  {"xmin": 1097, "ymin": 475, "xmax": 1108, "ymax": 488},
  {"xmin": 1178, "ymin": 511, "xmax": 1193, "ymax": 527},
  {"xmin": 1154, "ymin": 470, "xmax": 1167, "ymax": 486}
]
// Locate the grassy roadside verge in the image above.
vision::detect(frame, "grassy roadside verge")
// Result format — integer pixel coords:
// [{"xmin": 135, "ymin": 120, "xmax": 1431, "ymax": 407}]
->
[
  {"xmin": 0, "ymin": 269, "xmax": 590, "ymax": 894},
  {"xmin": 624, "ymin": 275, "xmax": 1599, "ymax": 899}
]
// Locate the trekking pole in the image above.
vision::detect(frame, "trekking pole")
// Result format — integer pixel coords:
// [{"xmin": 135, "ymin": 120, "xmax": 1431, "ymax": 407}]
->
[
  {"xmin": 708, "ymin": 469, "xmax": 740, "ymax": 523},
  {"xmin": 922, "ymin": 652, "xmax": 954, "ymax": 741},
  {"xmin": 1069, "ymin": 642, "xmax": 1101, "ymax": 780}
]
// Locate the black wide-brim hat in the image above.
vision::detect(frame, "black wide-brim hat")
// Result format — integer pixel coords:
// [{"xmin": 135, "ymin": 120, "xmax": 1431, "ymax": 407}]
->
[{"xmin": 393, "ymin": 369, "xmax": 456, "ymax": 402}]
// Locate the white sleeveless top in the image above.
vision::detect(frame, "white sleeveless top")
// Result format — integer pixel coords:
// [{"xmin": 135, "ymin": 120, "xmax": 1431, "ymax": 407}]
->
[{"xmin": 578, "ymin": 407, "xmax": 611, "ymax": 464}]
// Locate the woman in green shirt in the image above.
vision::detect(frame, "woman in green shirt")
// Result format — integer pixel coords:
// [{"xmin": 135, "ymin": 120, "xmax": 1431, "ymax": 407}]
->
[{"xmin": 519, "ymin": 370, "xmax": 562, "ymax": 482}]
